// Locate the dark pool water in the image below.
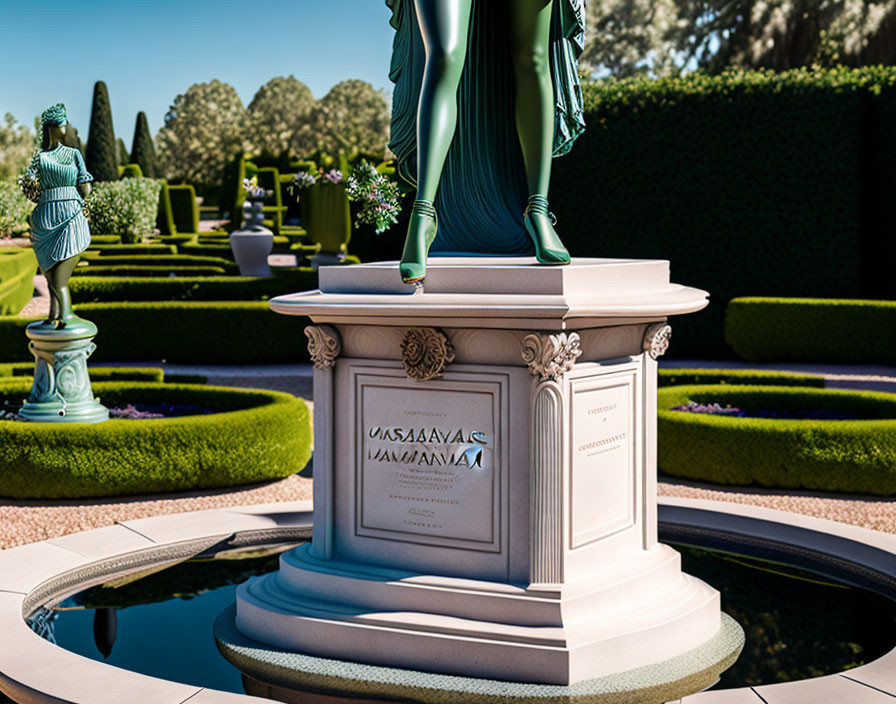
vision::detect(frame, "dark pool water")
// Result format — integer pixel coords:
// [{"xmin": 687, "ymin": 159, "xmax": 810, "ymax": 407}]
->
[{"xmin": 32, "ymin": 543, "xmax": 896, "ymax": 694}]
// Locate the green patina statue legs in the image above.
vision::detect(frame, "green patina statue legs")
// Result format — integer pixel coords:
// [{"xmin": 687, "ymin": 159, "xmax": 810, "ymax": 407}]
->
[
  {"xmin": 401, "ymin": 0, "xmax": 472, "ymax": 284},
  {"xmin": 400, "ymin": 0, "xmax": 568, "ymax": 283},
  {"xmin": 42, "ymin": 255, "xmax": 80, "ymax": 328},
  {"xmin": 513, "ymin": 0, "xmax": 569, "ymax": 264}
]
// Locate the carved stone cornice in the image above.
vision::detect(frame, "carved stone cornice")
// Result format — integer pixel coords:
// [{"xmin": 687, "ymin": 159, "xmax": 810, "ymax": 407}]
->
[
  {"xmin": 305, "ymin": 324, "xmax": 341, "ymax": 370},
  {"xmin": 401, "ymin": 327, "xmax": 455, "ymax": 381},
  {"xmin": 521, "ymin": 332, "xmax": 582, "ymax": 382},
  {"xmin": 642, "ymin": 323, "xmax": 672, "ymax": 360}
]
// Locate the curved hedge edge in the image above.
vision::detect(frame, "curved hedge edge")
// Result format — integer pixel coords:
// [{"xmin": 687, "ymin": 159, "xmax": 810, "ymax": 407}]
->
[
  {"xmin": 725, "ymin": 297, "xmax": 896, "ymax": 365},
  {"xmin": 0, "ymin": 381, "xmax": 311, "ymax": 499},
  {"xmin": 657, "ymin": 384, "xmax": 896, "ymax": 495},
  {"xmin": 0, "ymin": 363, "xmax": 165, "ymax": 383},
  {"xmin": 658, "ymin": 368, "xmax": 825, "ymax": 388}
]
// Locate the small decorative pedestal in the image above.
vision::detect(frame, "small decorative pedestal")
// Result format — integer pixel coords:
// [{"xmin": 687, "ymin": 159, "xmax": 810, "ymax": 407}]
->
[
  {"xmin": 230, "ymin": 198, "xmax": 273, "ymax": 277},
  {"xmin": 19, "ymin": 317, "xmax": 108, "ymax": 423},
  {"xmin": 217, "ymin": 258, "xmax": 743, "ymax": 703}
]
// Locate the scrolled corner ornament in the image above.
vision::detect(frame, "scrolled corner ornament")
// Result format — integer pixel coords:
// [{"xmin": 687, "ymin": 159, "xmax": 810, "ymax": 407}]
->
[
  {"xmin": 401, "ymin": 327, "xmax": 455, "ymax": 382},
  {"xmin": 521, "ymin": 332, "xmax": 582, "ymax": 382},
  {"xmin": 643, "ymin": 323, "xmax": 672, "ymax": 360},
  {"xmin": 305, "ymin": 324, "xmax": 341, "ymax": 370}
]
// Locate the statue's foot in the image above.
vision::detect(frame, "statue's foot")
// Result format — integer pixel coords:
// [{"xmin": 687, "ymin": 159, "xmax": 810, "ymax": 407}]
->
[
  {"xmin": 399, "ymin": 201, "xmax": 438, "ymax": 284},
  {"xmin": 524, "ymin": 195, "xmax": 570, "ymax": 265}
]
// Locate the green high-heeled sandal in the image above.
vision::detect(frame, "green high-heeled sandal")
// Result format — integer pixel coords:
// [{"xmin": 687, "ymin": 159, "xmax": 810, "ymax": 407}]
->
[
  {"xmin": 400, "ymin": 200, "xmax": 438, "ymax": 284},
  {"xmin": 524, "ymin": 195, "xmax": 570, "ymax": 265}
]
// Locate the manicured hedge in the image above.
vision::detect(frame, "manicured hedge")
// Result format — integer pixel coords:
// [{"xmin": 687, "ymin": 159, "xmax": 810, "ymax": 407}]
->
[
  {"xmin": 179, "ymin": 243, "xmax": 235, "ymax": 260},
  {"xmin": 168, "ymin": 184, "xmax": 200, "ymax": 234},
  {"xmin": 156, "ymin": 234, "xmax": 199, "ymax": 246},
  {"xmin": 89, "ymin": 235, "xmax": 122, "ymax": 245},
  {"xmin": 75, "ymin": 254, "xmax": 239, "ymax": 273},
  {"xmin": 0, "ymin": 248, "xmax": 37, "ymax": 315},
  {"xmin": 657, "ymin": 384, "xmax": 896, "ymax": 494},
  {"xmin": 72, "ymin": 265, "xmax": 229, "ymax": 277},
  {"xmin": 551, "ymin": 68, "xmax": 896, "ymax": 357},
  {"xmin": 0, "ymin": 363, "xmax": 164, "ymax": 383},
  {"xmin": 0, "ymin": 302, "xmax": 311, "ymax": 364},
  {"xmin": 69, "ymin": 269, "xmax": 318, "ymax": 302},
  {"xmin": 84, "ymin": 244, "xmax": 178, "ymax": 256},
  {"xmin": 658, "ymin": 368, "xmax": 825, "ymax": 388},
  {"xmin": 0, "ymin": 381, "xmax": 311, "ymax": 499},
  {"xmin": 725, "ymin": 297, "xmax": 896, "ymax": 365}
]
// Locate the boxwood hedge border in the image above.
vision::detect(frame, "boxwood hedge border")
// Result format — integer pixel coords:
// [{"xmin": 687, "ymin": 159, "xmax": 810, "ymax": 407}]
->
[
  {"xmin": 657, "ymin": 384, "xmax": 896, "ymax": 495},
  {"xmin": 0, "ymin": 381, "xmax": 311, "ymax": 499}
]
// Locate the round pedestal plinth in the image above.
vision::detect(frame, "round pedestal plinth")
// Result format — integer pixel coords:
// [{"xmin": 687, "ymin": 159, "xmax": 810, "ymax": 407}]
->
[
  {"xmin": 215, "ymin": 606, "xmax": 743, "ymax": 704},
  {"xmin": 19, "ymin": 317, "xmax": 109, "ymax": 423}
]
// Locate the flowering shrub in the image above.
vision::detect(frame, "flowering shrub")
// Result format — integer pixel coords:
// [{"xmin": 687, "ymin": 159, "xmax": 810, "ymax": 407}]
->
[
  {"xmin": 0, "ymin": 181, "xmax": 34, "ymax": 237},
  {"xmin": 345, "ymin": 161, "xmax": 402, "ymax": 235},
  {"xmin": 86, "ymin": 178, "xmax": 163, "ymax": 243}
]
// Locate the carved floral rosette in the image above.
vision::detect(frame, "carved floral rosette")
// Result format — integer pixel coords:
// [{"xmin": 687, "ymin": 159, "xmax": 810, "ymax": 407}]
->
[
  {"xmin": 521, "ymin": 332, "xmax": 582, "ymax": 382},
  {"xmin": 305, "ymin": 325, "xmax": 341, "ymax": 370},
  {"xmin": 401, "ymin": 327, "xmax": 455, "ymax": 381},
  {"xmin": 642, "ymin": 323, "xmax": 672, "ymax": 360}
]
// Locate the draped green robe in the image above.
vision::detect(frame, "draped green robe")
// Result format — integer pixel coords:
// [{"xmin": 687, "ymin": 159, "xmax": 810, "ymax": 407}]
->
[{"xmin": 387, "ymin": 0, "xmax": 586, "ymax": 255}]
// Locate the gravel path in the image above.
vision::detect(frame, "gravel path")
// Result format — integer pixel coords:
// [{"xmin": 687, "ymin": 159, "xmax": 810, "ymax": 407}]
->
[
  {"xmin": 658, "ymin": 476, "xmax": 896, "ymax": 534},
  {"xmin": 0, "ymin": 474, "xmax": 312, "ymax": 551}
]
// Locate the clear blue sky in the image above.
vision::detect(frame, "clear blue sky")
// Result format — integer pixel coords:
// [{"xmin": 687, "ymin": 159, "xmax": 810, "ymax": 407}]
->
[{"xmin": 0, "ymin": 0, "xmax": 395, "ymax": 142}]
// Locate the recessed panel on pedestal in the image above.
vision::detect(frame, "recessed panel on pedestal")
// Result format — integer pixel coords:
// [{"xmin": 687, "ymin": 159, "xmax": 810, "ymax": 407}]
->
[
  {"xmin": 569, "ymin": 372, "xmax": 636, "ymax": 548},
  {"xmin": 354, "ymin": 371, "xmax": 503, "ymax": 554}
]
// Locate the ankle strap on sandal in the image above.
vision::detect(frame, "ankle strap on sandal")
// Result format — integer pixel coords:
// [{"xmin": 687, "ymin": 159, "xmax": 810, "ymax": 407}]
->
[
  {"xmin": 412, "ymin": 200, "xmax": 437, "ymax": 220},
  {"xmin": 524, "ymin": 195, "xmax": 557, "ymax": 225}
]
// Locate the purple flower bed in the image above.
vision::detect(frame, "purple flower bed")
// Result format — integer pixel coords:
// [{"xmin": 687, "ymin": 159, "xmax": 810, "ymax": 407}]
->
[
  {"xmin": 671, "ymin": 400, "xmax": 858, "ymax": 421},
  {"xmin": 1, "ymin": 403, "xmax": 212, "ymax": 421}
]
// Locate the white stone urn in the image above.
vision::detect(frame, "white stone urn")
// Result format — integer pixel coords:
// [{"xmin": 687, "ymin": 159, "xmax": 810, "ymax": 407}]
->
[{"xmin": 230, "ymin": 197, "xmax": 273, "ymax": 277}]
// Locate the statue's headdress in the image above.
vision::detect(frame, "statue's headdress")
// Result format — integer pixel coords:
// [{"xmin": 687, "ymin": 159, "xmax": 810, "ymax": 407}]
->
[{"xmin": 40, "ymin": 103, "xmax": 67, "ymax": 127}]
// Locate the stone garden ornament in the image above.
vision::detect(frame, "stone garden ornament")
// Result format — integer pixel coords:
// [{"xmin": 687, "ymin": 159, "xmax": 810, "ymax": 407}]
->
[
  {"xmin": 17, "ymin": 103, "xmax": 108, "ymax": 422},
  {"xmin": 387, "ymin": 0, "xmax": 586, "ymax": 283}
]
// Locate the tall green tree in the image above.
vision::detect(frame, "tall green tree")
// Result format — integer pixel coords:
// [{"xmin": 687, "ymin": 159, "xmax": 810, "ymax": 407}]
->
[
  {"xmin": 130, "ymin": 111, "xmax": 157, "ymax": 178},
  {"xmin": 156, "ymin": 79, "xmax": 248, "ymax": 184},
  {"xmin": 304, "ymin": 79, "xmax": 390, "ymax": 157},
  {"xmin": 86, "ymin": 81, "xmax": 119, "ymax": 181},
  {"xmin": 248, "ymin": 76, "xmax": 315, "ymax": 158},
  {"xmin": 116, "ymin": 137, "xmax": 129, "ymax": 166},
  {"xmin": 583, "ymin": 0, "xmax": 896, "ymax": 76},
  {"xmin": 0, "ymin": 113, "xmax": 36, "ymax": 181},
  {"xmin": 62, "ymin": 123, "xmax": 83, "ymax": 152}
]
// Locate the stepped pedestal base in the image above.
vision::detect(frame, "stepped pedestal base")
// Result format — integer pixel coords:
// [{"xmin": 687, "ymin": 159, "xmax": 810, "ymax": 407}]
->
[
  {"xmin": 220, "ymin": 259, "xmax": 740, "ymax": 700},
  {"xmin": 19, "ymin": 317, "xmax": 108, "ymax": 423}
]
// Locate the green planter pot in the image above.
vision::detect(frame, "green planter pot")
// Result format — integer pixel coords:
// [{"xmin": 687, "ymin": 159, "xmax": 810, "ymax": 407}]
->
[{"xmin": 302, "ymin": 183, "xmax": 350, "ymax": 267}]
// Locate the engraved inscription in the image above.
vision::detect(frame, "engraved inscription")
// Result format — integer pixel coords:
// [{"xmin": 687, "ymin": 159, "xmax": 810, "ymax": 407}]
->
[
  {"xmin": 359, "ymin": 384, "xmax": 496, "ymax": 544},
  {"xmin": 570, "ymin": 381, "xmax": 634, "ymax": 548}
]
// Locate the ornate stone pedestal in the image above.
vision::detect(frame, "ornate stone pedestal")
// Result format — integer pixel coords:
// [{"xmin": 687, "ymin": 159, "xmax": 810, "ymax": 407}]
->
[
  {"xmin": 19, "ymin": 317, "xmax": 108, "ymax": 423},
  {"xmin": 217, "ymin": 258, "xmax": 743, "ymax": 702}
]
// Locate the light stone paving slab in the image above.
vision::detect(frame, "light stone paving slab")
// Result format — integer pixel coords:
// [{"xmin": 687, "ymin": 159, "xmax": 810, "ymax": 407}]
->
[
  {"xmin": 0, "ymin": 541, "xmax": 91, "ymax": 595},
  {"xmin": 840, "ymin": 651, "xmax": 896, "ymax": 696},
  {"xmin": 117, "ymin": 505, "xmax": 308, "ymax": 545},
  {"xmin": 753, "ymin": 673, "xmax": 896, "ymax": 703},
  {"xmin": 46, "ymin": 522, "xmax": 157, "ymax": 559},
  {"xmin": 681, "ymin": 687, "xmax": 765, "ymax": 702}
]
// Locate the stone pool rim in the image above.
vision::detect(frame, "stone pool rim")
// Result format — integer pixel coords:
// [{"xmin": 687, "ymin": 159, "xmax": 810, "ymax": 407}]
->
[{"xmin": 0, "ymin": 498, "xmax": 894, "ymax": 703}]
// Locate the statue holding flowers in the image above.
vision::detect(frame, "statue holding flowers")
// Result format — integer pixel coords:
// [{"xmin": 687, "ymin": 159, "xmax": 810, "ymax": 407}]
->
[{"xmin": 20, "ymin": 103, "xmax": 94, "ymax": 328}]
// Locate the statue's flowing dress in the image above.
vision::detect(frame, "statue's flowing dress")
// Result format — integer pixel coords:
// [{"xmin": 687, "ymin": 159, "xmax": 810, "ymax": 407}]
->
[
  {"xmin": 29, "ymin": 145, "xmax": 93, "ymax": 271},
  {"xmin": 387, "ymin": 0, "xmax": 586, "ymax": 255}
]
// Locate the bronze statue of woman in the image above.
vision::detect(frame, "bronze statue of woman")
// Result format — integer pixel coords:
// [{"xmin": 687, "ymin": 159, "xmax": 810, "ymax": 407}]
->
[
  {"xmin": 26, "ymin": 104, "xmax": 94, "ymax": 328},
  {"xmin": 387, "ymin": 0, "xmax": 586, "ymax": 283}
]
